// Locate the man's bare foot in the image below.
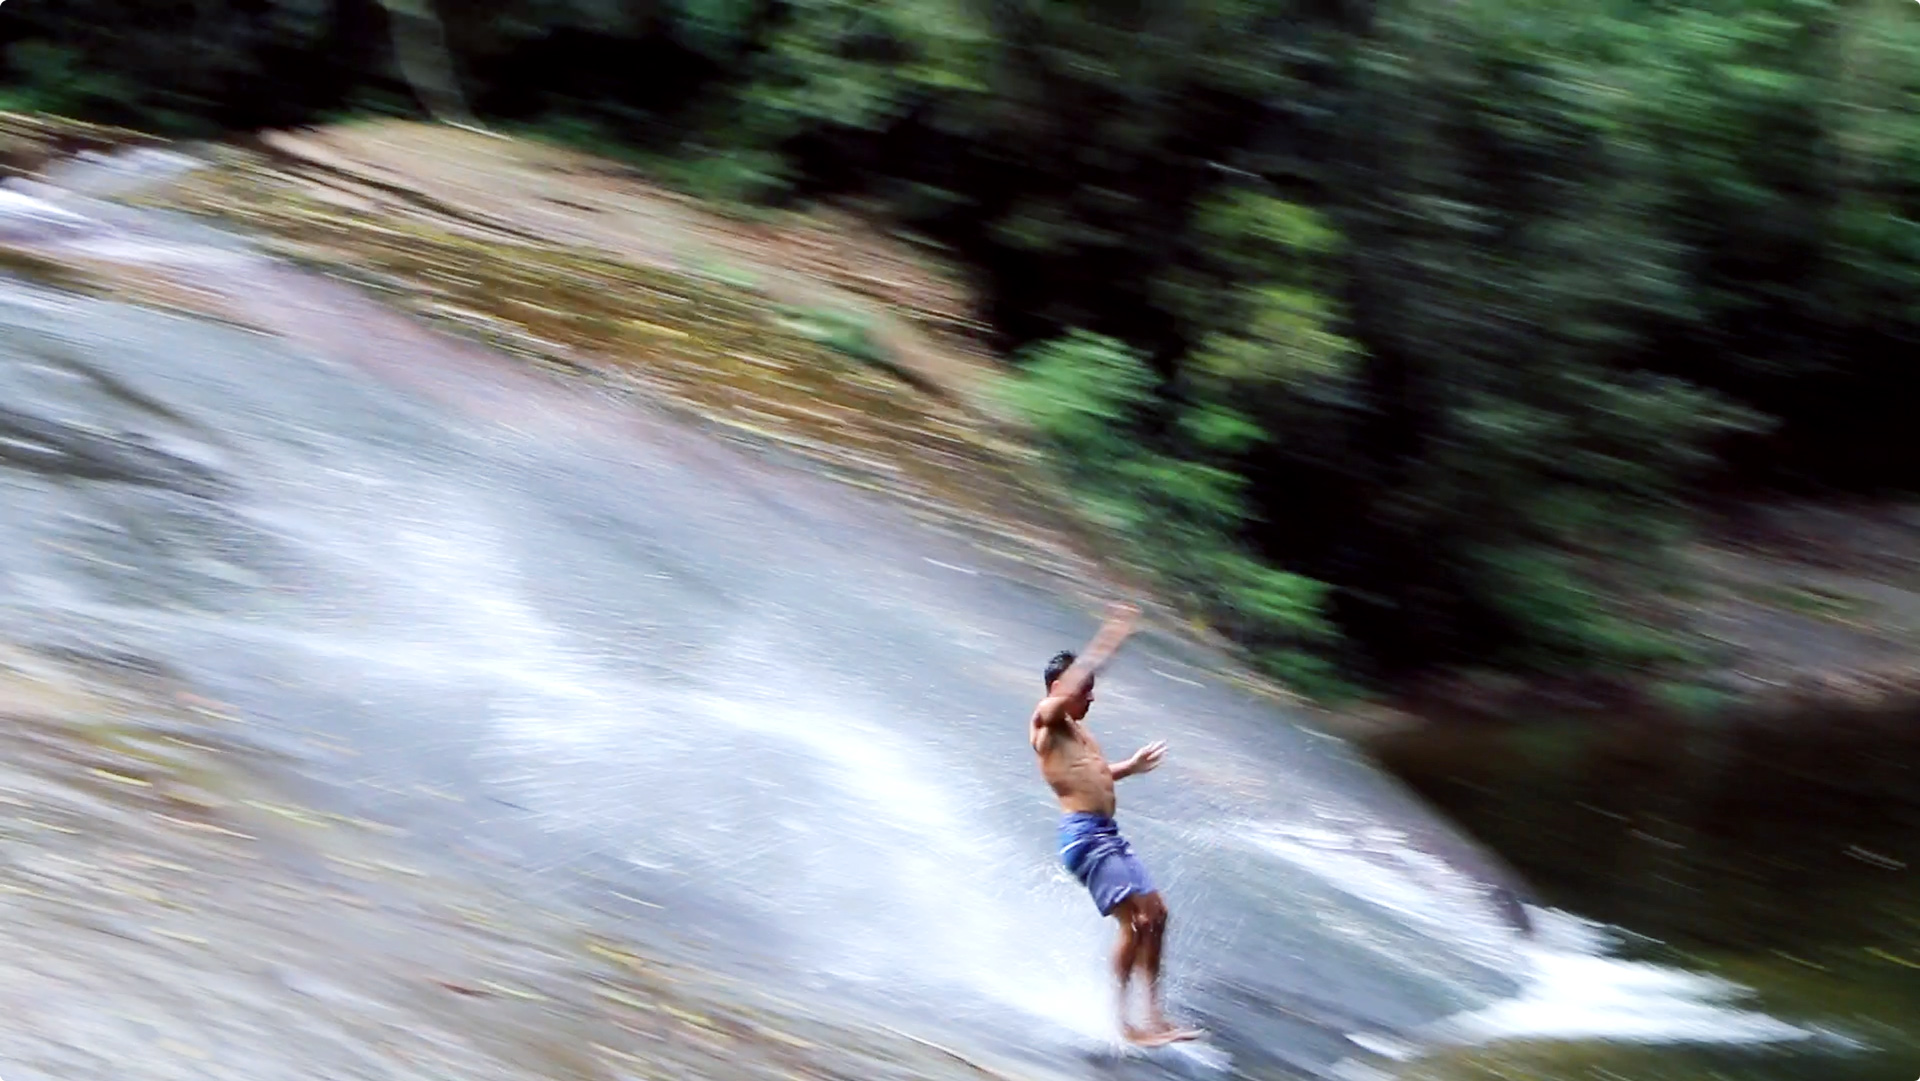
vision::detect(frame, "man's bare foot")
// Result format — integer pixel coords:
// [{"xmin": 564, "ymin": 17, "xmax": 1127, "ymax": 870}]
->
[{"xmin": 1126, "ymin": 1024, "xmax": 1205, "ymax": 1047}]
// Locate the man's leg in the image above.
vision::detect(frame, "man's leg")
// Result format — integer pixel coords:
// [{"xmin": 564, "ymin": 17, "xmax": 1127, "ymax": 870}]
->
[
  {"xmin": 1110, "ymin": 896, "xmax": 1147, "ymax": 1039},
  {"xmin": 1133, "ymin": 892, "xmax": 1170, "ymax": 1033},
  {"xmin": 1131, "ymin": 892, "xmax": 1202, "ymax": 1042}
]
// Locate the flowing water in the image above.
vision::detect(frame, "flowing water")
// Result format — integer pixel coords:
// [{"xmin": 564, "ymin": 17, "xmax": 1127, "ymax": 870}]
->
[{"xmin": 0, "ymin": 156, "xmax": 1886, "ymax": 1079}]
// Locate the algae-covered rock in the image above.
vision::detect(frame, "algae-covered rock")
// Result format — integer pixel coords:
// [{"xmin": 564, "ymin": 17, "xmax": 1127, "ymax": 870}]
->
[{"xmin": 0, "ymin": 112, "xmax": 161, "ymax": 178}]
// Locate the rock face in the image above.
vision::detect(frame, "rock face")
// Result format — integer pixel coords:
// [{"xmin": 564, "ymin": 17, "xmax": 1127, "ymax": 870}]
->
[
  {"xmin": 0, "ymin": 188, "xmax": 94, "ymax": 240},
  {"xmin": 0, "ymin": 132, "xmax": 1569, "ymax": 1079},
  {"xmin": 0, "ymin": 113, "xmax": 159, "ymax": 179},
  {"xmin": 0, "ymin": 377, "xmax": 226, "ymax": 496}
]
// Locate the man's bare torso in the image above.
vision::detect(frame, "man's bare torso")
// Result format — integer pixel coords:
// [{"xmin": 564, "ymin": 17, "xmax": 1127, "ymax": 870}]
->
[{"xmin": 1032, "ymin": 710, "xmax": 1117, "ymax": 817}]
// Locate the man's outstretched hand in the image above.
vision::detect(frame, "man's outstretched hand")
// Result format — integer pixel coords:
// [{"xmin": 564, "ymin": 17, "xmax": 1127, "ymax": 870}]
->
[{"xmin": 1115, "ymin": 740, "xmax": 1168, "ymax": 780}]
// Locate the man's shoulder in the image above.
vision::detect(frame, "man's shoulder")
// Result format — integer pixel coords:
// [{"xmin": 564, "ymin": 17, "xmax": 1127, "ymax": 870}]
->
[{"xmin": 1032, "ymin": 694, "xmax": 1072, "ymax": 725}]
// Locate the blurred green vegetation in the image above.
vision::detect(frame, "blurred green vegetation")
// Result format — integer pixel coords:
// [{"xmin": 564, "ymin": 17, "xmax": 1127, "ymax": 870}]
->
[{"xmin": 5, "ymin": 0, "xmax": 1919, "ymax": 692}]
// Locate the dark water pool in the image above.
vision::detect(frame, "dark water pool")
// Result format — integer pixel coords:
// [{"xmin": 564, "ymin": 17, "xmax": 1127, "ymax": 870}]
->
[{"xmin": 1369, "ymin": 708, "xmax": 1920, "ymax": 1081}]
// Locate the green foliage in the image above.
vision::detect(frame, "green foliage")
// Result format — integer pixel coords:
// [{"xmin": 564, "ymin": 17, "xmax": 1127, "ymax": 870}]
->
[
  {"xmin": 1005, "ymin": 331, "xmax": 1341, "ymax": 692},
  {"xmin": 1315, "ymin": 0, "xmax": 1778, "ymax": 673},
  {"xmin": 672, "ymin": 0, "xmax": 764, "ymax": 61},
  {"xmin": 1648, "ymin": 679, "xmax": 1734, "ymax": 720},
  {"xmin": 0, "ymin": 0, "xmax": 341, "ymax": 131},
  {"xmin": 1616, "ymin": 0, "xmax": 1920, "ymax": 485},
  {"xmin": 723, "ymin": 0, "xmax": 990, "ymax": 155},
  {"xmin": 777, "ymin": 304, "xmax": 886, "ymax": 366},
  {"xmin": 8, "ymin": 0, "xmax": 1920, "ymax": 694},
  {"xmin": 1162, "ymin": 190, "xmax": 1362, "ymax": 466},
  {"xmin": 2, "ymin": 42, "xmax": 139, "ymax": 119},
  {"xmin": 1001, "ymin": 331, "xmax": 1156, "ymax": 469}
]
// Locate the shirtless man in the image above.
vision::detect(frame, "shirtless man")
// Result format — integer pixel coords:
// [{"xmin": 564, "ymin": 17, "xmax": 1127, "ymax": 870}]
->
[{"xmin": 1031, "ymin": 602, "xmax": 1201, "ymax": 1046}]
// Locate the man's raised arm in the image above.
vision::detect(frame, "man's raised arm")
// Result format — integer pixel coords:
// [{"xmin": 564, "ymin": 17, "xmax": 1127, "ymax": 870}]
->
[{"xmin": 1050, "ymin": 602, "xmax": 1140, "ymax": 702}]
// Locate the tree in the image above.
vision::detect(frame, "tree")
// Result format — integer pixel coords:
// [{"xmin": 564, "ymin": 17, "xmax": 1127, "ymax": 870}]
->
[{"xmin": 374, "ymin": 0, "xmax": 476, "ymax": 124}]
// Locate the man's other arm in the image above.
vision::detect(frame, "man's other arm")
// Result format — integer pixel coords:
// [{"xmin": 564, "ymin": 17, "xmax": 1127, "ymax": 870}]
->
[{"xmin": 1110, "ymin": 740, "xmax": 1167, "ymax": 780}]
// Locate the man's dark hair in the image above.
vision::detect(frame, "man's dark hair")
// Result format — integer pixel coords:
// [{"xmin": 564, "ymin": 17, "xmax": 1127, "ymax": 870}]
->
[{"xmin": 1044, "ymin": 650, "xmax": 1077, "ymax": 690}]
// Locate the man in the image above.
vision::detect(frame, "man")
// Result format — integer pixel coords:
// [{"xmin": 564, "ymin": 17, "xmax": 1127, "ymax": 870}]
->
[{"xmin": 1030, "ymin": 602, "xmax": 1201, "ymax": 1046}]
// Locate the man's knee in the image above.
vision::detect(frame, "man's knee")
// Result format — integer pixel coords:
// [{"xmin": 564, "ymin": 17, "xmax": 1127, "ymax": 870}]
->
[{"xmin": 1129, "ymin": 892, "xmax": 1168, "ymax": 934}]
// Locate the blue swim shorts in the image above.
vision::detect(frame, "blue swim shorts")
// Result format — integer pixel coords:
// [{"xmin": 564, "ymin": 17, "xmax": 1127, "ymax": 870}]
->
[{"xmin": 1059, "ymin": 811, "xmax": 1156, "ymax": 916}]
